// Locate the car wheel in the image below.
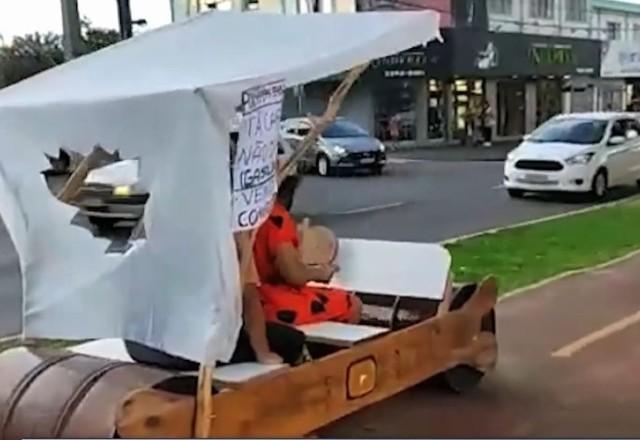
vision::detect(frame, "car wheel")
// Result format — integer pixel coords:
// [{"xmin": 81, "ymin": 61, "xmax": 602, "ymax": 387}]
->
[
  {"xmin": 371, "ymin": 165, "xmax": 384, "ymax": 176},
  {"xmin": 507, "ymin": 189, "xmax": 525, "ymax": 199},
  {"xmin": 317, "ymin": 154, "xmax": 332, "ymax": 177},
  {"xmin": 591, "ymin": 170, "xmax": 608, "ymax": 201}
]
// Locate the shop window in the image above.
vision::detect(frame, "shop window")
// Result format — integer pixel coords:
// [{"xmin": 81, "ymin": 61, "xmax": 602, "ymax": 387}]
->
[
  {"xmin": 453, "ymin": 80, "xmax": 485, "ymax": 140},
  {"xmin": 607, "ymin": 22, "xmax": 621, "ymax": 40},
  {"xmin": 565, "ymin": 0, "xmax": 586, "ymax": 22},
  {"xmin": 536, "ymin": 79, "xmax": 562, "ymax": 126},
  {"xmin": 530, "ymin": 0, "xmax": 554, "ymax": 19},
  {"xmin": 374, "ymin": 80, "xmax": 417, "ymax": 142},
  {"xmin": 633, "ymin": 24, "xmax": 640, "ymax": 41},
  {"xmin": 488, "ymin": 0, "xmax": 512, "ymax": 15},
  {"xmin": 497, "ymin": 81, "xmax": 525, "ymax": 137},
  {"xmin": 428, "ymin": 80, "xmax": 445, "ymax": 139}
]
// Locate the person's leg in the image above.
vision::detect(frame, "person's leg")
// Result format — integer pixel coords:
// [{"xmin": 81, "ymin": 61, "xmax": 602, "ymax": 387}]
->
[
  {"xmin": 227, "ymin": 322, "xmax": 305, "ymax": 365},
  {"xmin": 264, "ymin": 322, "xmax": 306, "ymax": 365},
  {"xmin": 124, "ymin": 340, "xmax": 199, "ymax": 371},
  {"xmin": 227, "ymin": 326, "xmax": 256, "ymax": 364}
]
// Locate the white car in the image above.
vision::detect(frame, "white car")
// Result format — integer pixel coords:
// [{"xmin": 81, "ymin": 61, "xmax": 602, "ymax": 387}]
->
[{"xmin": 504, "ymin": 112, "xmax": 640, "ymax": 200}]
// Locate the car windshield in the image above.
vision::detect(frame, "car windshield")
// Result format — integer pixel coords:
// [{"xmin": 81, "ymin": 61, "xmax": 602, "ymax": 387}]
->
[
  {"xmin": 528, "ymin": 118, "xmax": 608, "ymax": 145},
  {"xmin": 322, "ymin": 120, "xmax": 369, "ymax": 138}
]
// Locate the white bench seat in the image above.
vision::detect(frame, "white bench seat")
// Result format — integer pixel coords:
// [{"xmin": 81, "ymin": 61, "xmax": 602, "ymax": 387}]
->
[
  {"xmin": 69, "ymin": 338, "xmax": 286, "ymax": 384},
  {"xmin": 70, "ymin": 338, "xmax": 133, "ymax": 362},
  {"xmin": 296, "ymin": 322, "xmax": 389, "ymax": 347},
  {"xmin": 309, "ymin": 239, "xmax": 451, "ymax": 300}
]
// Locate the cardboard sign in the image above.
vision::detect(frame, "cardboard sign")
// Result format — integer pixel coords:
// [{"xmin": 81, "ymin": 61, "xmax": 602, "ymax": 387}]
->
[{"xmin": 232, "ymin": 80, "xmax": 285, "ymax": 231}]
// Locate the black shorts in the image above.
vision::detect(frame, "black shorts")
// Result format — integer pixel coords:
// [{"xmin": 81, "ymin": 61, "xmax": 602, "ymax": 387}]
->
[{"xmin": 125, "ymin": 321, "xmax": 305, "ymax": 370}]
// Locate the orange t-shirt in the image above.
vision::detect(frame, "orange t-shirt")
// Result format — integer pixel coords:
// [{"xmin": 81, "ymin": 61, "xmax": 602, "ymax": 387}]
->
[{"xmin": 253, "ymin": 202, "xmax": 298, "ymax": 285}]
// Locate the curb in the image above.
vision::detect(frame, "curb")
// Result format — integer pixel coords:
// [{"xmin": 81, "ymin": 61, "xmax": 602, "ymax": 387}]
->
[
  {"xmin": 0, "ymin": 335, "xmax": 20, "ymax": 345},
  {"xmin": 499, "ymin": 247, "xmax": 640, "ymax": 303},
  {"xmin": 440, "ymin": 194, "xmax": 640, "ymax": 246}
]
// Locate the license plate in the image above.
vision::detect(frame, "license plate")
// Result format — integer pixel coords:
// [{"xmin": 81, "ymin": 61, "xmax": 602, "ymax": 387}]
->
[
  {"xmin": 360, "ymin": 158, "xmax": 375, "ymax": 164},
  {"xmin": 524, "ymin": 173, "xmax": 548, "ymax": 182}
]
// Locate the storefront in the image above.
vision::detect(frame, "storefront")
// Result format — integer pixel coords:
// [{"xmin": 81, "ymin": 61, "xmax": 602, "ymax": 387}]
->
[
  {"xmin": 601, "ymin": 41, "xmax": 640, "ymax": 110},
  {"xmin": 287, "ymin": 27, "xmax": 600, "ymax": 147},
  {"xmin": 438, "ymin": 28, "xmax": 601, "ymax": 139},
  {"xmin": 366, "ymin": 47, "xmax": 451, "ymax": 145}
]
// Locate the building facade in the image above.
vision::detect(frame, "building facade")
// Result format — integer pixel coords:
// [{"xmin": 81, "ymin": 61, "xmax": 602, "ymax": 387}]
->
[{"xmin": 170, "ymin": 0, "xmax": 640, "ymax": 146}]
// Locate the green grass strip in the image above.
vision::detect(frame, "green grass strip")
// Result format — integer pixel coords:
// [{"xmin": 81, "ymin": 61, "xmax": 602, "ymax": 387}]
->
[
  {"xmin": 446, "ymin": 198, "xmax": 640, "ymax": 295},
  {"xmin": 0, "ymin": 338, "xmax": 85, "ymax": 354}
]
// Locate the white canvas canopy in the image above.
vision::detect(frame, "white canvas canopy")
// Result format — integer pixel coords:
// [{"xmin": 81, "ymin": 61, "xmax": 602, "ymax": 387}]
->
[{"xmin": 0, "ymin": 10, "xmax": 440, "ymax": 364}]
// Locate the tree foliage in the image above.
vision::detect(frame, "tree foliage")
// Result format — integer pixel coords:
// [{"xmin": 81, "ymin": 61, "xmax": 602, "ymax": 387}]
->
[{"xmin": 0, "ymin": 20, "xmax": 121, "ymax": 88}]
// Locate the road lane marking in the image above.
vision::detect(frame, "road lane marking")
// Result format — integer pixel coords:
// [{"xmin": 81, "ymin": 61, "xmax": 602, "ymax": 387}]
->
[
  {"xmin": 492, "ymin": 184, "xmax": 504, "ymax": 190},
  {"xmin": 334, "ymin": 201, "xmax": 406, "ymax": 215},
  {"xmin": 551, "ymin": 309, "xmax": 640, "ymax": 358},
  {"xmin": 386, "ymin": 158, "xmax": 426, "ymax": 164}
]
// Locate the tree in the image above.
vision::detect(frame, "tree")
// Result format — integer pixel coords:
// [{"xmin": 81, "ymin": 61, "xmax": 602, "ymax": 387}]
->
[
  {"xmin": 0, "ymin": 21, "xmax": 120, "ymax": 88},
  {"xmin": 80, "ymin": 17, "xmax": 121, "ymax": 53},
  {"xmin": 0, "ymin": 32, "xmax": 64, "ymax": 86}
]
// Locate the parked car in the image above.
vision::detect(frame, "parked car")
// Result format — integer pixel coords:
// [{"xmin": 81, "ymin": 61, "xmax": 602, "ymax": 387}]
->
[
  {"xmin": 504, "ymin": 112, "xmax": 640, "ymax": 200},
  {"xmin": 281, "ymin": 117, "xmax": 387, "ymax": 176}
]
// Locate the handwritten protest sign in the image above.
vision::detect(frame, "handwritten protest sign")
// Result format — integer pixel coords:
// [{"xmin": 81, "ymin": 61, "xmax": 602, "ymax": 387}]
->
[{"xmin": 232, "ymin": 80, "xmax": 285, "ymax": 231}]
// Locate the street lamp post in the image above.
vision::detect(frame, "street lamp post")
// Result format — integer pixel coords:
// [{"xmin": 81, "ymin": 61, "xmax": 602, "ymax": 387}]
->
[
  {"xmin": 60, "ymin": 0, "xmax": 84, "ymax": 60},
  {"xmin": 116, "ymin": 0, "xmax": 148, "ymax": 39},
  {"xmin": 117, "ymin": 0, "xmax": 134, "ymax": 39}
]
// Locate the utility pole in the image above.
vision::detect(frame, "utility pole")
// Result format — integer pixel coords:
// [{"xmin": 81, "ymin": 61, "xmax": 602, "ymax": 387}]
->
[
  {"xmin": 60, "ymin": 0, "xmax": 84, "ymax": 60},
  {"xmin": 117, "ymin": 0, "xmax": 134, "ymax": 39}
]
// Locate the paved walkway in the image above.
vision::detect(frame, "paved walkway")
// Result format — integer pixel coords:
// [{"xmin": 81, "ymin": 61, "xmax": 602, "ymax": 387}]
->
[{"xmin": 322, "ymin": 253, "xmax": 640, "ymax": 437}]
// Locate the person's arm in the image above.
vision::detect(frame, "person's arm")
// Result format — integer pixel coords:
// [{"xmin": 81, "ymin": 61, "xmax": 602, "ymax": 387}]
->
[
  {"xmin": 235, "ymin": 231, "xmax": 282, "ymax": 365},
  {"xmin": 274, "ymin": 243, "xmax": 336, "ymax": 287},
  {"xmin": 242, "ymin": 282, "xmax": 282, "ymax": 365}
]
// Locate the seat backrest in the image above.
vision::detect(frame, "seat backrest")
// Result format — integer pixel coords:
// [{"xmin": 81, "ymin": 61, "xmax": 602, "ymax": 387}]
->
[{"xmin": 319, "ymin": 239, "xmax": 451, "ymax": 300}]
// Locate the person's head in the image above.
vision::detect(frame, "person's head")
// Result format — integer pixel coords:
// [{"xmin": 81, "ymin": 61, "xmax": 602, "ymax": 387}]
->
[{"xmin": 277, "ymin": 175, "xmax": 302, "ymax": 211}]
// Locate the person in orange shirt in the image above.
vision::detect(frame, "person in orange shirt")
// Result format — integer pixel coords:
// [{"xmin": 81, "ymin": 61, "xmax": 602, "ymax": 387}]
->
[{"xmin": 253, "ymin": 175, "xmax": 362, "ymax": 325}]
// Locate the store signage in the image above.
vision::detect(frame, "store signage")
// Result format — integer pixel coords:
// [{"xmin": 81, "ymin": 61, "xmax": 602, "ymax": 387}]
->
[
  {"xmin": 372, "ymin": 51, "xmax": 427, "ymax": 78},
  {"xmin": 384, "ymin": 70, "xmax": 426, "ymax": 78},
  {"xmin": 372, "ymin": 52, "xmax": 427, "ymax": 68},
  {"xmin": 601, "ymin": 41, "xmax": 640, "ymax": 78},
  {"xmin": 530, "ymin": 44, "xmax": 575, "ymax": 66}
]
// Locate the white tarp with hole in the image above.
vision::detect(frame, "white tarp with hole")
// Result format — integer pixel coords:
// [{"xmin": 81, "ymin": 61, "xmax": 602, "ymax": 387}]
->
[{"xmin": 0, "ymin": 10, "xmax": 440, "ymax": 364}]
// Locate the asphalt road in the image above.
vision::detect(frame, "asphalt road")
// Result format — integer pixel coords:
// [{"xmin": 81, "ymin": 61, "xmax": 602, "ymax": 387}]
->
[
  {"xmin": 322, "ymin": 253, "xmax": 640, "ymax": 437},
  {"xmin": 0, "ymin": 157, "xmax": 634, "ymax": 338},
  {"xmin": 292, "ymin": 157, "xmax": 602, "ymax": 242}
]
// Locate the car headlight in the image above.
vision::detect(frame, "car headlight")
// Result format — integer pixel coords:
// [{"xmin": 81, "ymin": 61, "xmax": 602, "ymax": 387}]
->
[
  {"xmin": 378, "ymin": 141, "xmax": 386, "ymax": 152},
  {"xmin": 566, "ymin": 152, "xmax": 595, "ymax": 165},
  {"xmin": 506, "ymin": 151, "xmax": 517, "ymax": 162},
  {"xmin": 113, "ymin": 185, "xmax": 133, "ymax": 196},
  {"xmin": 332, "ymin": 145, "xmax": 346, "ymax": 155}
]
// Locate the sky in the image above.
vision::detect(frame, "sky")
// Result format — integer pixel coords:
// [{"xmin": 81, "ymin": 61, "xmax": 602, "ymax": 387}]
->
[
  {"xmin": 0, "ymin": 0, "xmax": 172, "ymax": 43},
  {"xmin": 2, "ymin": 0, "xmax": 640, "ymax": 43}
]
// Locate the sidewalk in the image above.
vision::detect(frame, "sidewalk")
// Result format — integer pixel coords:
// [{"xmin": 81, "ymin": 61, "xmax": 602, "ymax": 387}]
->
[
  {"xmin": 324, "ymin": 251, "xmax": 640, "ymax": 437},
  {"xmin": 388, "ymin": 140, "xmax": 518, "ymax": 162}
]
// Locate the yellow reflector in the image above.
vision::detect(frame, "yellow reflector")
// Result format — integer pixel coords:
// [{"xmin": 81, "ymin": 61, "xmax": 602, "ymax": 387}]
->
[{"xmin": 347, "ymin": 357, "xmax": 377, "ymax": 399}]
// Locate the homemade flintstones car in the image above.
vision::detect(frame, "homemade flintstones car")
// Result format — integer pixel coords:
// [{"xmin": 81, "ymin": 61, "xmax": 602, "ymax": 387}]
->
[
  {"xmin": 0, "ymin": 8, "xmax": 497, "ymax": 439},
  {"xmin": 0, "ymin": 226, "xmax": 498, "ymax": 439}
]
